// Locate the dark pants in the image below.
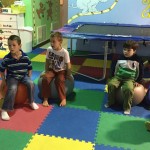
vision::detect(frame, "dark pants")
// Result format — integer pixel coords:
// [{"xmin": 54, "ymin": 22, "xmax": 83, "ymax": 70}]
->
[
  {"xmin": 41, "ymin": 70, "xmax": 66, "ymax": 101},
  {"xmin": 107, "ymin": 76, "xmax": 134, "ymax": 111}
]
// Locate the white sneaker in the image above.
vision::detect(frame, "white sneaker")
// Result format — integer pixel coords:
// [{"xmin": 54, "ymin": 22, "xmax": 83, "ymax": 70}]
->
[
  {"xmin": 1, "ymin": 110, "xmax": 10, "ymax": 121},
  {"xmin": 104, "ymin": 103, "xmax": 110, "ymax": 108},
  {"xmin": 124, "ymin": 110, "xmax": 130, "ymax": 115},
  {"xmin": 30, "ymin": 102, "xmax": 39, "ymax": 110}
]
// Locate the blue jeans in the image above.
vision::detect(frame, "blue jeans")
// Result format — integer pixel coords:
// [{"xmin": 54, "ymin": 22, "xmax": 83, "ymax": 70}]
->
[{"xmin": 2, "ymin": 76, "xmax": 35, "ymax": 111}]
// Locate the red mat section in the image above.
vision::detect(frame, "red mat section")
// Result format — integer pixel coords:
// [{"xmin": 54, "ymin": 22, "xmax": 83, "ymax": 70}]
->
[
  {"xmin": 0, "ymin": 104, "xmax": 53, "ymax": 133},
  {"xmin": 71, "ymin": 57, "xmax": 86, "ymax": 65},
  {"xmin": 78, "ymin": 66, "xmax": 110, "ymax": 79}
]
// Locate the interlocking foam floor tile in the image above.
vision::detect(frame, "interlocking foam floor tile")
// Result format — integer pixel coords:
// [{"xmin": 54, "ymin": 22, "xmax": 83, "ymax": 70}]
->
[
  {"xmin": 102, "ymin": 93, "xmax": 150, "ymax": 118},
  {"xmin": 37, "ymin": 107, "xmax": 99, "ymax": 142},
  {"xmin": 0, "ymin": 104, "xmax": 53, "ymax": 133},
  {"xmin": 73, "ymin": 74, "xmax": 107, "ymax": 84},
  {"xmin": 24, "ymin": 134, "xmax": 94, "ymax": 150},
  {"xmin": 27, "ymin": 53, "xmax": 38, "ymax": 59},
  {"xmin": 95, "ymin": 112, "xmax": 150, "ymax": 150},
  {"xmin": 32, "ymin": 48, "xmax": 46, "ymax": 54},
  {"xmin": 71, "ymin": 57, "xmax": 86, "ymax": 65},
  {"xmin": 94, "ymin": 144, "xmax": 127, "ymax": 150},
  {"xmin": 34, "ymin": 84, "xmax": 42, "ymax": 104},
  {"xmin": 32, "ymin": 62, "xmax": 44, "ymax": 71},
  {"xmin": 0, "ymin": 129, "xmax": 33, "ymax": 150},
  {"xmin": 0, "ymin": 51, "xmax": 9, "ymax": 58},
  {"xmin": 31, "ymin": 71, "xmax": 41, "ymax": 81},
  {"xmin": 74, "ymin": 81, "xmax": 105, "ymax": 90},
  {"xmin": 41, "ymin": 50, "xmax": 47, "ymax": 54},
  {"xmin": 72, "ymin": 64, "xmax": 81, "ymax": 73},
  {"xmin": 67, "ymin": 88, "xmax": 105, "ymax": 111},
  {"xmin": 31, "ymin": 54, "xmax": 45, "ymax": 62},
  {"xmin": 83, "ymin": 59, "xmax": 111, "ymax": 68},
  {"xmin": 78, "ymin": 67, "xmax": 110, "ymax": 79}
]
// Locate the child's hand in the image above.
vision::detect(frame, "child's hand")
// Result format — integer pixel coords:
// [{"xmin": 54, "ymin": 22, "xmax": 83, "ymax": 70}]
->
[
  {"xmin": 40, "ymin": 72, "xmax": 46, "ymax": 78},
  {"xmin": 65, "ymin": 69, "xmax": 73, "ymax": 81}
]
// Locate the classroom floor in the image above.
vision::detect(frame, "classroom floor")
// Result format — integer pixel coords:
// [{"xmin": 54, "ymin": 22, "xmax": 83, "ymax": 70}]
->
[{"xmin": 0, "ymin": 45, "xmax": 150, "ymax": 150}]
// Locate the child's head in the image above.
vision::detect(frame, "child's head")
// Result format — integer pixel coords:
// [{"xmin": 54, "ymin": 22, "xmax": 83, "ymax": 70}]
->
[
  {"xmin": 8, "ymin": 35, "xmax": 21, "ymax": 54},
  {"xmin": 123, "ymin": 40, "xmax": 139, "ymax": 58},
  {"xmin": 50, "ymin": 32, "xmax": 63, "ymax": 50}
]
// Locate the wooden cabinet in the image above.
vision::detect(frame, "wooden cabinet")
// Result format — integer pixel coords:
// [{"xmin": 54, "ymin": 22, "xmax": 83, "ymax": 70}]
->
[{"xmin": 0, "ymin": 13, "xmax": 24, "ymax": 51}]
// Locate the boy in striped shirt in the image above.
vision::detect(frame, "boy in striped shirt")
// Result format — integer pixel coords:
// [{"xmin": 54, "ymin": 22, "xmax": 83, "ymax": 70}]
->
[{"xmin": 0, "ymin": 35, "xmax": 39, "ymax": 121}]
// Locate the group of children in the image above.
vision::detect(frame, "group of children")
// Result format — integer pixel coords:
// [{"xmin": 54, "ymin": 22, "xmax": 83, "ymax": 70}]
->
[
  {"xmin": 0, "ymin": 32, "xmax": 71, "ymax": 121},
  {"xmin": 0, "ymin": 33, "xmax": 150, "ymax": 132}
]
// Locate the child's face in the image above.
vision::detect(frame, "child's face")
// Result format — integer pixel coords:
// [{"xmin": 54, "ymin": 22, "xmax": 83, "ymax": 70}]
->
[
  {"xmin": 50, "ymin": 37, "xmax": 62, "ymax": 50},
  {"xmin": 123, "ymin": 48, "xmax": 136, "ymax": 58},
  {"xmin": 8, "ymin": 40, "xmax": 21, "ymax": 54}
]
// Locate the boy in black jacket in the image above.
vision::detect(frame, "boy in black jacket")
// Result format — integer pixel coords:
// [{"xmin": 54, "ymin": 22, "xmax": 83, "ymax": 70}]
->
[{"xmin": 105, "ymin": 40, "xmax": 144, "ymax": 115}]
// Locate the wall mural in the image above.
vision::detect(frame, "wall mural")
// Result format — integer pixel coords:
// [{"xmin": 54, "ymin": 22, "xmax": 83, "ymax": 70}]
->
[
  {"xmin": 46, "ymin": 0, "xmax": 53, "ymax": 20},
  {"xmin": 36, "ymin": 2, "xmax": 45, "ymax": 19},
  {"xmin": 68, "ymin": 0, "xmax": 119, "ymax": 24},
  {"xmin": 32, "ymin": 0, "xmax": 54, "ymax": 45},
  {"xmin": 142, "ymin": 0, "xmax": 150, "ymax": 18}
]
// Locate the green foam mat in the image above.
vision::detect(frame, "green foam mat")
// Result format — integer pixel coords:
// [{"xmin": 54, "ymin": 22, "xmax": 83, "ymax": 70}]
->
[
  {"xmin": 32, "ymin": 62, "xmax": 44, "ymax": 71},
  {"xmin": 67, "ymin": 89, "xmax": 104, "ymax": 111},
  {"xmin": 27, "ymin": 53, "xmax": 38, "ymax": 59},
  {"xmin": 95, "ymin": 112, "xmax": 150, "ymax": 150},
  {"xmin": 0, "ymin": 129, "xmax": 33, "ymax": 150}
]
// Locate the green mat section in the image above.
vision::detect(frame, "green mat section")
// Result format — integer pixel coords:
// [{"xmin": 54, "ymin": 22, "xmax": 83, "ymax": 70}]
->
[
  {"xmin": 28, "ymin": 53, "xmax": 38, "ymax": 59},
  {"xmin": 95, "ymin": 112, "xmax": 150, "ymax": 150},
  {"xmin": 0, "ymin": 129, "xmax": 33, "ymax": 150},
  {"xmin": 33, "ymin": 77, "xmax": 39, "ymax": 85},
  {"xmin": 67, "ymin": 89, "xmax": 104, "ymax": 111},
  {"xmin": 32, "ymin": 62, "xmax": 44, "ymax": 71}
]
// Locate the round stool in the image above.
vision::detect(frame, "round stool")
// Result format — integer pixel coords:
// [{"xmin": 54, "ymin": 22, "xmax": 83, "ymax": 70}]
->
[
  {"xmin": 38, "ymin": 74, "xmax": 74, "ymax": 99},
  {"xmin": 116, "ymin": 84, "xmax": 146, "ymax": 106},
  {"xmin": 15, "ymin": 83, "xmax": 28, "ymax": 105},
  {"xmin": 0, "ymin": 83, "xmax": 28, "ymax": 106}
]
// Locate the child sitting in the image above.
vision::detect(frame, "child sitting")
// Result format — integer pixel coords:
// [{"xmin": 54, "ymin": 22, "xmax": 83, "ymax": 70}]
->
[
  {"xmin": 0, "ymin": 35, "xmax": 39, "ymax": 121},
  {"xmin": 105, "ymin": 40, "xmax": 144, "ymax": 115},
  {"xmin": 40, "ymin": 32, "xmax": 71, "ymax": 107}
]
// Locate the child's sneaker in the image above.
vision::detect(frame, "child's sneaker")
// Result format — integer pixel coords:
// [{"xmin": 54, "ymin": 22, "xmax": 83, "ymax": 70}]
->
[
  {"xmin": 145, "ymin": 121, "xmax": 150, "ymax": 131},
  {"xmin": 124, "ymin": 109, "xmax": 130, "ymax": 115},
  {"xmin": 104, "ymin": 103, "xmax": 111, "ymax": 108},
  {"xmin": 30, "ymin": 102, "xmax": 39, "ymax": 110},
  {"xmin": 1, "ymin": 110, "xmax": 10, "ymax": 121}
]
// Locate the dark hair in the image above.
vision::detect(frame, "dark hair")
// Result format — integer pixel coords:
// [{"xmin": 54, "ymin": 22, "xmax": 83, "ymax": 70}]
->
[
  {"xmin": 50, "ymin": 32, "xmax": 63, "ymax": 42},
  {"xmin": 8, "ymin": 35, "xmax": 21, "ymax": 45},
  {"xmin": 123, "ymin": 40, "xmax": 139, "ymax": 51}
]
